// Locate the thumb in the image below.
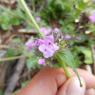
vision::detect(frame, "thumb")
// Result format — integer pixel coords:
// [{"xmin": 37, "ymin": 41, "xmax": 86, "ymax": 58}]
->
[{"xmin": 57, "ymin": 77, "xmax": 86, "ymax": 95}]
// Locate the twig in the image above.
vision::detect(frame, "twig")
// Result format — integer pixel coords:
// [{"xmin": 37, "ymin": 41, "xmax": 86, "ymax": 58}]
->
[
  {"xmin": 4, "ymin": 57, "xmax": 26, "ymax": 95},
  {"xmin": 18, "ymin": 29, "xmax": 37, "ymax": 35},
  {"xmin": 0, "ymin": 55, "xmax": 24, "ymax": 62}
]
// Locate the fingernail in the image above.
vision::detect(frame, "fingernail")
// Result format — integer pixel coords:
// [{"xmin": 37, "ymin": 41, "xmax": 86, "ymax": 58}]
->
[{"xmin": 67, "ymin": 77, "xmax": 86, "ymax": 95}]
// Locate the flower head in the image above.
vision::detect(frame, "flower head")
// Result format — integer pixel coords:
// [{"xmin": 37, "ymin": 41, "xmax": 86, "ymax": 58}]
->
[
  {"xmin": 38, "ymin": 35, "xmax": 59, "ymax": 58},
  {"xmin": 39, "ymin": 44, "xmax": 54, "ymax": 58},
  {"xmin": 25, "ymin": 29, "xmax": 59, "ymax": 58}
]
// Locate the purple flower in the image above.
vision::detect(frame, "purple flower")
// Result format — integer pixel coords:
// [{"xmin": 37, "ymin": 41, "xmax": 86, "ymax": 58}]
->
[
  {"xmin": 45, "ymin": 35, "xmax": 54, "ymax": 42},
  {"xmin": 34, "ymin": 35, "xmax": 54, "ymax": 47},
  {"xmin": 40, "ymin": 27, "xmax": 52, "ymax": 35},
  {"xmin": 39, "ymin": 44, "xmax": 54, "ymax": 58},
  {"xmin": 51, "ymin": 44, "xmax": 59, "ymax": 51},
  {"xmin": 34, "ymin": 39, "xmax": 45, "ymax": 47},
  {"xmin": 63, "ymin": 35, "xmax": 72, "ymax": 40},
  {"xmin": 25, "ymin": 32, "xmax": 59, "ymax": 58},
  {"xmin": 38, "ymin": 58, "xmax": 45, "ymax": 65},
  {"xmin": 25, "ymin": 39, "xmax": 34, "ymax": 50},
  {"xmin": 38, "ymin": 35, "xmax": 59, "ymax": 58},
  {"xmin": 89, "ymin": 13, "xmax": 95, "ymax": 23},
  {"xmin": 35, "ymin": 16, "xmax": 41, "ymax": 22}
]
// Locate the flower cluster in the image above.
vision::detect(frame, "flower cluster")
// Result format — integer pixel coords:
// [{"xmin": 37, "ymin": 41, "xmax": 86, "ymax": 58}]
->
[
  {"xmin": 25, "ymin": 27, "xmax": 59, "ymax": 65},
  {"xmin": 38, "ymin": 35, "xmax": 59, "ymax": 58}
]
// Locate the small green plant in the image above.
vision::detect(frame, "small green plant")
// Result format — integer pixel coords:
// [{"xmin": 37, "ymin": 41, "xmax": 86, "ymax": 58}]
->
[
  {"xmin": 0, "ymin": 0, "xmax": 95, "ymax": 91},
  {"xmin": 17, "ymin": 0, "xmax": 85, "ymax": 85}
]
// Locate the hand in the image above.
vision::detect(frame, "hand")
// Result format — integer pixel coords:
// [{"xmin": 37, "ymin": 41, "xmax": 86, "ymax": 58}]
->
[{"xmin": 16, "ymin": 67, "xmax": 95, "ymax": 95}]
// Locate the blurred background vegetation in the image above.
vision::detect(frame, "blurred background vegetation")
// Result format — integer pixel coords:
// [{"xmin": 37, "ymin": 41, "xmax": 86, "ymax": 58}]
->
[{"xmin": 0, "ymin": 0, "xmax": 95, "ymax": 95}]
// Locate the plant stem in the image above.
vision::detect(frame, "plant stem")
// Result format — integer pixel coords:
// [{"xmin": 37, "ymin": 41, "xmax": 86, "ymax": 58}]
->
[
  {"xmin": 0, "ymin": 55, "xmax": 24, "ymax": 62},
  {"xmin": 56, "ymin": 53, "xmax": 82, "ymax": 86},
  {"xmin": 55, "ymin": 53, "xmax": 71, "ymax": 78},
  {"xmin": 62, "ymin": 62, "xmax": 71, "ymax": 78},
  {"xmin": 18, "ymin": 0, "xmax": 44, "ymax": 37}
]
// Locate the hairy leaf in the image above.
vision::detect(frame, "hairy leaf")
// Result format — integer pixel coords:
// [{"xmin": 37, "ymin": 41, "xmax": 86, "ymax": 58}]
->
[{"xmin": 57, "ymin": 49, "xmax": 82, "ymax": 86}]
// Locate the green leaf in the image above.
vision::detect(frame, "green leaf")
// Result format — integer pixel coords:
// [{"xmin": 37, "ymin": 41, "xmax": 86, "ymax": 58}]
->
[
  {"xmin": 60, "ymin": 49, "xmax": 76, "ymax": 68},
  {"xmin": 6, "ymin": 48, "xmax": 15, "ymax": 57},
  {"xmin": 1, "ymin": 24, "xmax": 10, "ymax": 30},
  {"xmin": 26, "ymin": 57, "xmax": 38, "ymax": 70},
  {"xmin": 57, "ymin": 49, "xmax": 82, "ymax": 86},
  {"xmin": 10, "ymin": 17, "xmax": 20, "ymax": 25},
  {"xmin": 77, "ymin": 47, "xmax": 93, "ymax": 64}
]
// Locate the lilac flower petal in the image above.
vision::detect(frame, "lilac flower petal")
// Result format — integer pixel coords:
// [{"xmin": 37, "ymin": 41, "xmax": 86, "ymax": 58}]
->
[
  {"xmin": 25, "ymin": 39, "xmax": 34, "ymax": 50},
  {"xmin": 38, "ymin": 43, "xmax": 59, "ymax": 58},
  {"xmin": 40, "ymin": 27, "xmax": 47, "ymax": 35},
  {"xmin": 40, "ymin": 27, "xmax": 52, "ymax": 35},
  {"xmin": 38, "ymin": 44, "xmax": 47, "ymax": 53},
  {"xmin": 39, "ymin": 44, "xmax": 54, "ymax": 58},
  {"xmin": 52, "ymin": 44, "xmax": 59, "ymax": 51},
  {"xmin": 35, "ymin": 16, "xmax": 41, "ymax": 22},
  {"xmin": 89, "ymin": 13, "xmax": 95, "ymax": 23},
  {"xmin": 44, "ymin": 39, "xmax": 53, "ymax": 46},
  {"xmin": 46, "ymin": 35, "xmax": 54, "ymax": 42},
  {"xmin": 43, "ymin": 51, "xmax": 54, "ymax": 58},
  {"xmin": 64, "ymin": 35, "xmax": 72, "ymax": 40},
  {"xmin": 43, "ymin": 50, "xmax": 55, "ymax": 58},
  {"xmin": 48, "ymin": 43, "xmax": 59, "ymax": 52},
  {"xmin": 43, "ymin": 49, "xmax": 54, "ymax": 58},
  {"xmin": 38, "ymin": 58, "xmax": 45, "ymax": 65},
  {"xmin": 34, "ymin": 39, "xmax": 45, "ymax": 46}
]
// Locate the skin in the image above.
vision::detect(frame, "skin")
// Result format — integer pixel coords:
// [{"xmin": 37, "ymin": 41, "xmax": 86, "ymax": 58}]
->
[{"xmin": 16, "ymin": 67, "xmax": 95, "ymax": 95}]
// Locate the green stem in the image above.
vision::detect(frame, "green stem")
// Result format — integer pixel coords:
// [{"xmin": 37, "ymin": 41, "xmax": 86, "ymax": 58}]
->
[
  {"xmin": 55, "ymin": 53, "xmax": 71, "ymax": 78},
  {"xmin": 0, "ymin": 55, "xmax": 24, "ymax": 62},
  {"xmin": 18, "ymin": 0, "xmax": 44, "ymax": 37},
  {"xmin": 56, "ymin": 53, "xmax": 82, "ymax": 86},
  {"xmin": 62, "ymin": 62, "xmax": 71, "ymax": 78}
]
